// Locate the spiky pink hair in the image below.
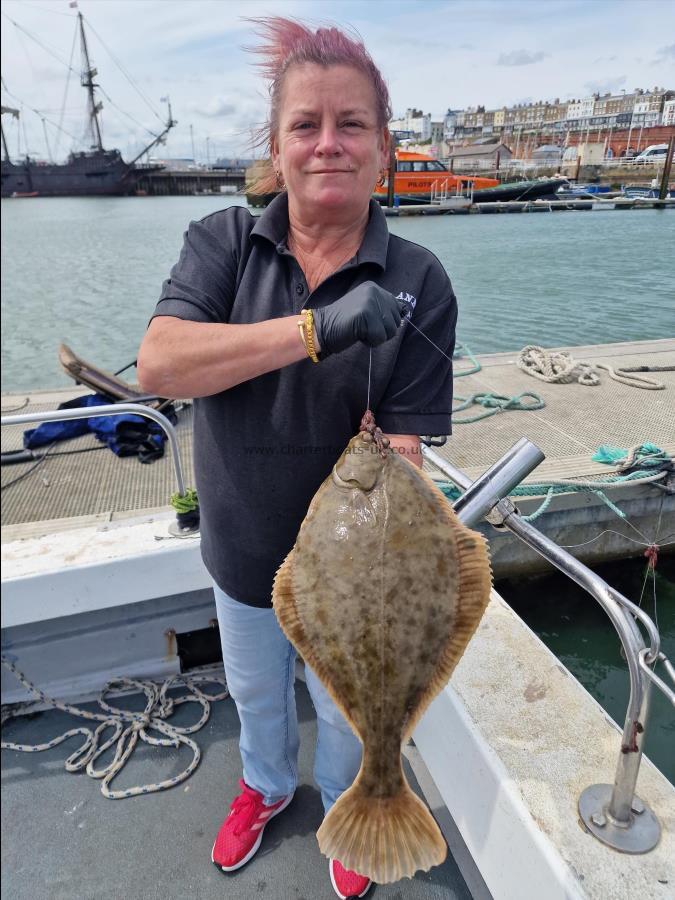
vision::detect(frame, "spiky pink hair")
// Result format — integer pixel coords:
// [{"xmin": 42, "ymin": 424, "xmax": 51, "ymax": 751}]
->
[{"xmin": 245, "ymin": 16, "xmax": 392, "ymax": 149}]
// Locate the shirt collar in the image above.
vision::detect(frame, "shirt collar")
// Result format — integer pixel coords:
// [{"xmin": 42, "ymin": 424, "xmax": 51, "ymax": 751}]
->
[{"xmin": 250, "ymin": 192, "xmax": 389, "ymax": 271}]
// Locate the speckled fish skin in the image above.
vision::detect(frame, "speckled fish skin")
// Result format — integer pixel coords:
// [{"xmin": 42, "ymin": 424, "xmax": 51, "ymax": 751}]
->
[{"xmin": 272, "ymin": 428, "xmax": 493, "ymax": 884}]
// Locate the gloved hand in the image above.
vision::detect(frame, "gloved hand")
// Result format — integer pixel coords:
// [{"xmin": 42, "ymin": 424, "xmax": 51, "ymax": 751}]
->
[{"xmin": 312, "ymin": 282, "xmax": 406, "ymax": 355}]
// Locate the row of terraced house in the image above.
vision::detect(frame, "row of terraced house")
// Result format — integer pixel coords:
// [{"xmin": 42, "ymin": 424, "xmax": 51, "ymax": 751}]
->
[{"xmin": 390, "ymin": 87, "xmax": 675, "ymax": 145}]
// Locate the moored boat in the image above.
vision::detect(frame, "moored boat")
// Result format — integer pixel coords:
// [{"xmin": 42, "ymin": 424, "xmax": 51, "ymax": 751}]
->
[
  {"xmin": 372, "ymin": 150, "xmax": 500, "ymax": 205},
  {"xmin": 245, "ymin": 150, "xmax": 502, "ymax": 208}
]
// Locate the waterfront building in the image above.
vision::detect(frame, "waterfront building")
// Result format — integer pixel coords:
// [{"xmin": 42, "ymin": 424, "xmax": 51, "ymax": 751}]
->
[
  {"xmin": 443, "ymin": 109, "xmax": 460, "ymax": 140},
  {"xmin": 532, "ymin": 144, "xmax": 564, "ymax": 164},
  {"xmin": 430, "ymin": 121, "xmax": 445, "ymax": 145},
  {"xmin": 445, "ymin": 142, "xmax": 512, "ymax": 170},
  {"xmin": 389, "ymin": 108, "xmax": 431, "ymax": 140},
  {"xmin": 391, "ymin": 88, "xmax": 674, "ymax": 159},
  {"xmin": 147, "ymin": 157, "xmax": 198, "ymax": 170},
  {"xmin": 631, "ymin": 88, "xmax": 670, "ymax": 127},
  {"xmin": 593, "ymin": 91, "xmax": 635, "ymax": 118},
  {"xmin": 566, "ymin": 97, "xmax": 595, "ymax": 121}
]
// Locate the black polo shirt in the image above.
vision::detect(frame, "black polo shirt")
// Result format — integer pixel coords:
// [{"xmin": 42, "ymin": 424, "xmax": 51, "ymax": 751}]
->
[{"xmin": 153, "ymin": 193, "xmax": 457, "ymax": 607}]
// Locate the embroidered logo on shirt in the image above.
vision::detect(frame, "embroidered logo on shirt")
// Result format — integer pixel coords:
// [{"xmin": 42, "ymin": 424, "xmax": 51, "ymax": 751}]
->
[{"xmin": 396, "ymin": 291, "xmax": 417, "ymax": 319}]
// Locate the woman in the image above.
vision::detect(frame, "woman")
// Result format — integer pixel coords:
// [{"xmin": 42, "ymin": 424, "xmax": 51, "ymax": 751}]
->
[{"xmin": 138, "ymin": 17, "xmax": 457, "ymax": 899}]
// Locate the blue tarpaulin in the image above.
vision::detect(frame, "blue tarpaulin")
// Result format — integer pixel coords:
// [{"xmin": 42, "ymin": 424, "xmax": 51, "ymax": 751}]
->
[{"xmin": 23, "ymin": 394, "xmax": 172, "ymax": 463}]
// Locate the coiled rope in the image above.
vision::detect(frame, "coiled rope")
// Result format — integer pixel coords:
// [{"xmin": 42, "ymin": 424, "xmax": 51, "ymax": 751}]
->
[
  {"xmin": 1, "ymin": 655, "xmax": 228, "ymax": 799},
  {"xmin": 452, "ymin": 391, "xmax": 545, "ymax": 424},
  {"xmin": 170, "ymin": 488, "xmax": 200, "ymax": 531},
  {"xmin": 516, "ymin": 345, "xmax": 665, "ymax": 390}
]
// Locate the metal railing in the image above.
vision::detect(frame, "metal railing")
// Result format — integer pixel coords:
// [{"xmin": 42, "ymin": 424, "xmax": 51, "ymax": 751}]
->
[
  {"xmin": 429, "ymin": 178, "xmax": 474, "ymax": 204},
  {"xmin": 439, "ymin": 156, "xmax": 671, "ymax": 173},
  {"xmin": 423, "ymin": 438, "xmax": 674, "ymax": 854},
  {"xmin": 1, "ymin": 403, "xmax": 192, "ymax": 533}
]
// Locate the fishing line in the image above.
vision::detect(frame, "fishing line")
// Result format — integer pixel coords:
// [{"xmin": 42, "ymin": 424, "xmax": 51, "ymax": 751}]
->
[
  {"xmin": 403, "ymin": 317, "xmax": 454, "ymax": 363},
  {"xmin": 367, "ymin": 348, "xmax": 372, "ymax": 410},
  {"xmin": 400, "ymin": 316, "xmax": 661, "ymax": 549},
  {"xmin": 560, "ymin": 530, "xmax": 671, "ymax": 550}
]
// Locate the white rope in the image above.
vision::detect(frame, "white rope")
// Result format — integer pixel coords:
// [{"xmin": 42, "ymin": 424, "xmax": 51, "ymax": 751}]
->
[
  {"xmin": 516, "ymin": 346, "xmax": 665, "ymax": 389},
  {"xmin": 1, "ymin": 655, "xmax": 228, "ymax": 799}
]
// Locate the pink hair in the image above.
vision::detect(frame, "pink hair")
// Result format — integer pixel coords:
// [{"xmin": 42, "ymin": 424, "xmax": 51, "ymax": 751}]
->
[{"xmin": 244, "ymin": 16, "xmax": 391, "ymax": 193}]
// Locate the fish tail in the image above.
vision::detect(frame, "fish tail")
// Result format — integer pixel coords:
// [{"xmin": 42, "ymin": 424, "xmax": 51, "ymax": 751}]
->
[{"xmin": 317, "ymin": 780, "xmax": 447, "ymax": 884}]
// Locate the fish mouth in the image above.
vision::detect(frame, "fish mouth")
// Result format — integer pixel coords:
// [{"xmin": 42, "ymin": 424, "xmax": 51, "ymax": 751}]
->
[{"xmin": 332, "ymin": 466, "xmax": 358, "ymax": 489}]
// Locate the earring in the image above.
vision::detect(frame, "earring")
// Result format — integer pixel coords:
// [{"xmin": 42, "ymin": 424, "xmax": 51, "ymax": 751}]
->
[
  {"xmin": 377, "ymin": 171, "xmax": 387, "ymax": 187},
  {"xmin": 275, "ymin": 170, "xmax": 285, "ymax": 189}
]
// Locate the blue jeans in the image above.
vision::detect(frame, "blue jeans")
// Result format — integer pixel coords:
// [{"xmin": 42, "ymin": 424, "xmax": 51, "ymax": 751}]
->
[{"xmin": 213, "ymin": 584, "xmax": 363, "ymax": 812}]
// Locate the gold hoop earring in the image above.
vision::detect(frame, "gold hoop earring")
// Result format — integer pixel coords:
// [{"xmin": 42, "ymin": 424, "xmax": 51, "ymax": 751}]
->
[
  {"xmin": 275, "ymin": 170, "xmax": 285, "ymax": 189},
  {"xmin": 377, "ymin": 172, "xmax": 387, "ymax": 187}
]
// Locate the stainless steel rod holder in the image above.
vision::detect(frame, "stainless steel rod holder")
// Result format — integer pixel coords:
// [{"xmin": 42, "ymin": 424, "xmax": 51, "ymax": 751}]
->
[
  {"xmin": 422, "ymin": 440, "xmax": 663, "ymax": 853},
  {"xmin": 431, "ymin": 437, "xmax": 545, "ymax": 527}
]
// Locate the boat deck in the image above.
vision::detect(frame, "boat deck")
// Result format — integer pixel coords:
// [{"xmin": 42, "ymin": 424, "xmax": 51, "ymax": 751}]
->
[
  {"xmin": 1, "ymin": 339, "xmax": 673, "ymax": 538},
  {"xmin": 0, "ymin": 674, "xmax": 479, "ymax": 900}
]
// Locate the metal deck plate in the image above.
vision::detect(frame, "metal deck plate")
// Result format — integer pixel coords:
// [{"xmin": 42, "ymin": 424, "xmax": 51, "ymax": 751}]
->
[
  {"xmin": 2, "ymin": 340, "xmax": 673, "ymax": 533},
  {"xmin": 1, "ymin": 679, "xmax": 473, "ymax": 900}
]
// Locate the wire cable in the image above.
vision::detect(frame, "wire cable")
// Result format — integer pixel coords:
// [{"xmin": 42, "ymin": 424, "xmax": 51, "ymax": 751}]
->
[
  {"xmin": 54, "ymin": 19, "xmax": 78, "ymax": 158},
  {"xmin": 84, "ymin": 16, "xmax": 164, "ymax": 126}
]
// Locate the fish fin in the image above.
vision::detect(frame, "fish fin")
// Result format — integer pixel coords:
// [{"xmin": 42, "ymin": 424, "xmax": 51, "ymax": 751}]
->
[
  {"xmin": 272, "ymin": 550, "xmax": 309, "ymax": 652},
  {"xmin": 317, "ymin": 778, "xmax": 447, "ymax": 884},
  {"xmin": 273, "ymin": 550, "xmax": 365, "ymax": 738},
  {"xmin": 402, "ymin": 469, "xmax": 494, "ymax": 740}
]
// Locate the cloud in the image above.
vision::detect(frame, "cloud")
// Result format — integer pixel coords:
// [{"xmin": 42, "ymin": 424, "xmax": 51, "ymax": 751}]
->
[
  {"xmin": 584, "ymin": 75, "xmax": 627, "ymax": 95},
  {"xmin": 192, "ymin": 96, "xmax": 238, "ymax": 118},
  {"xmin": 497, "ymin": 49, "xmax": 548, "ymax": 66},
  {"xmin": 652, "ymin": 42, "xmax": 675, "ymax": 62}
]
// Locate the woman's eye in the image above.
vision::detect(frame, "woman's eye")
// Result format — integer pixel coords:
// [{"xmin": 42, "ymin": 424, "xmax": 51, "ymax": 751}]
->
[
  {"xmin": 343, "ymin": 121, "xmax": 363, "ymax": 128},
  {"xmin": 295, "ymin": 122, "xmax": 314, "ymax": 130}
]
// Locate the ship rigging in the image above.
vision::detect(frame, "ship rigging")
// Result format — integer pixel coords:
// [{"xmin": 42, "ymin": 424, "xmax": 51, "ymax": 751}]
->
[{"xmin": 1, "ymin": 9, "xmax": 175, "ymax": 197}]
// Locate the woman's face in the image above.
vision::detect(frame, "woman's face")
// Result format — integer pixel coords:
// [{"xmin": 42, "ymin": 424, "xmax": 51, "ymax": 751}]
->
[{"xmin": 271, "ymin": 63, "xmax": 389, "ymax": 217}]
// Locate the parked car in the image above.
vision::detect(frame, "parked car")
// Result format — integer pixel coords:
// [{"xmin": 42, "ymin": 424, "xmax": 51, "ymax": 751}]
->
[{"xmin": 631, "ymin": 144, "xmax": 670, "ymax": 165}]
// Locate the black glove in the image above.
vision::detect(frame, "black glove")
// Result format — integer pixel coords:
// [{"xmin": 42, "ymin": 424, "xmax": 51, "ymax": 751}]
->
[{"xmin": 312, "ymin": 282, "xmax": 407, "ymax": 356}]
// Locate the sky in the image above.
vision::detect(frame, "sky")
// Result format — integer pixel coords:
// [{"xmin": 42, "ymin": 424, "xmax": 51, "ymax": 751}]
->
[{"xmin": 1, "ymin": 0, "xmax": 674, "ymax": 163}]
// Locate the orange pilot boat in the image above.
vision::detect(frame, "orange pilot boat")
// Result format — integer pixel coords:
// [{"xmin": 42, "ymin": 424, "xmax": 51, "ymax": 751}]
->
[{"xmin": 373, "ymin": 150, "xmax": 499, "ymax": 206}]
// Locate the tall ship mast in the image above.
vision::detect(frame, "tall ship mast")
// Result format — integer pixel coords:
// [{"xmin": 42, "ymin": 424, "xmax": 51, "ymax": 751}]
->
[{"xmin": 1, "ymin": 10, "xmax": 175, "ymax": 198}]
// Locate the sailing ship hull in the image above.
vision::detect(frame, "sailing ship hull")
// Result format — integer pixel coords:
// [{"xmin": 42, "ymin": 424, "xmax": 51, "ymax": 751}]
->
[{"xmin": 1, "ymin": 151, "xmax": 141, "ymax": 198}]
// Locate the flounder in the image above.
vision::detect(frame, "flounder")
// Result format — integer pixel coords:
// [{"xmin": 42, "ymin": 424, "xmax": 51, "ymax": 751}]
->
[{"xmin": 272, "ymin": 411, "xmax": 492, "ymax": 884}]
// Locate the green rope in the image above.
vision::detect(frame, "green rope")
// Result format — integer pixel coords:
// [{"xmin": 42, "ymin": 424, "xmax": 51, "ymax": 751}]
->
[
  {"xmin": 452, "ymin": 391, "xmax": 545, "ymax": 424},
  {"xmin": 453, "ymin": 341, "xmax": 481, "ymax": 378},
  {"xmin": 171, "ymin": 488, "xmax": 199, "ymax": 514},
  {"xmin": 438, "ymin": 467, "xmax": 667, "ymax": 522},
  {"xmin": 592, "ymin": 443, "xmax": 669, "ymax": 469}
]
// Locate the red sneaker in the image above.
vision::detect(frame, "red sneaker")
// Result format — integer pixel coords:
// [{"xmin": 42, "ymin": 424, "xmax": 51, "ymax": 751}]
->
[
  {"xmin": 329, "ymin": 858, "xmax": 373, "ymax": 899},
  {"xmin": 211, "ymin": 779, "xmax": 294, "ymax": 872}
]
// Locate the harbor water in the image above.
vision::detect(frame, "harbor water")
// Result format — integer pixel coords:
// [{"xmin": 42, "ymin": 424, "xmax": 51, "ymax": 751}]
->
[
  {"xmin": 1, "ymin": 195, "xmax": 674, "ymax": 783},
  {"xmin": 500, "ymin": 555, "xmax": 674, "ymax": 785},
  {"xmin": 1, "ymin": 195, "xmax": 674, "ymax": 392}
]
